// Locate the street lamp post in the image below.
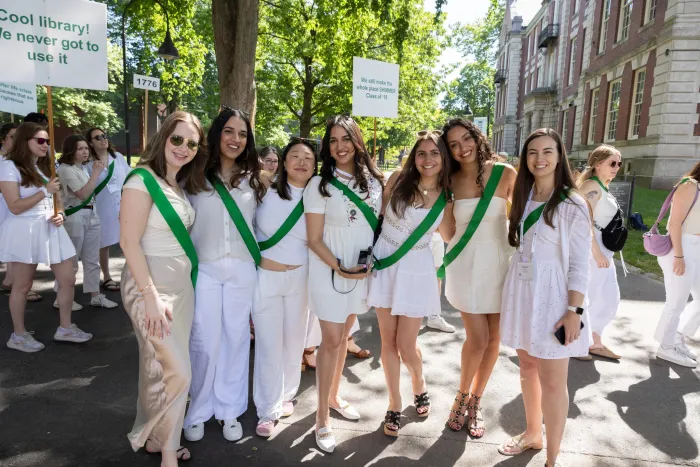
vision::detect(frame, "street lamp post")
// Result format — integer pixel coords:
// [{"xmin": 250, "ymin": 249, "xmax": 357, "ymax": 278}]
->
[{"xmin": 122, "ymin": 0, "xmax": 179, "ymax": 166}]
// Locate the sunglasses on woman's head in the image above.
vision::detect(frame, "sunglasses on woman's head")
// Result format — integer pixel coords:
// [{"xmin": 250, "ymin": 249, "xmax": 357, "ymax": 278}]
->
[
  {"xmin": 32, "ymin": 137, "xmax": 50, "ymax": 145},
  {"xmin": 219, "ymin": 104, "xmax": 250, "ymax": 118},
  {"xmin": 93, "ymin": 134, "xmax": 108, "ymax": 141},
  {"xmin": 417, "ymin": 129, "xmax": 443, "ymax": 137},
  {"xmin": 169, "ymin": 134, "xmax": 199, "ymax": 151}
]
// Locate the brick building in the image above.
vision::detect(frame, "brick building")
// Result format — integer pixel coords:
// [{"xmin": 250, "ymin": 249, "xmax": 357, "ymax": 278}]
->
[{"xmin": 493, "ymin": 0, "xmax": 700, "ymax": 188}]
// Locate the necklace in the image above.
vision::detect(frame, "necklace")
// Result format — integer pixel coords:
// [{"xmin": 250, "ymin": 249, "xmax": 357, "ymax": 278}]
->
[
  {"xmin": 335, "ymin": 167, "xmax": 353, "ymax": 179},
  {"xmin": 417, "ymin": 183, "xmax": 437, "ymax": 196}
]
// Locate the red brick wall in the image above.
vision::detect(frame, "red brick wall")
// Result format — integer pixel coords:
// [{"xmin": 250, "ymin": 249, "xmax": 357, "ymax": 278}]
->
[
  {"xmin": 595, "ymin": 74, "xmax": 609, "ymax": 142},
  {"xmin": 567, "ymin": 105, "xmax": 577, "ymax": 151},
  {"xmin": 638, "ymin": 49, "xmax": 656, "ymax": 137},
  {"xmin": 581, "ymin": 82, "xmax": 592, "ymax": 144},
  {"xmin": 615, "ymin": 61, "xmax": 634, "ymax": 140}
]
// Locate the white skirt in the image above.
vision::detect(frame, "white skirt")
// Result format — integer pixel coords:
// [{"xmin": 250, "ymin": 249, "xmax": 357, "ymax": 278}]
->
[
  {"xmin": 367, "ymin": 237, "xmax": 441, "ymax": 318},
  {"xmin": 586, "ymin": 232, "xmax": 620, "ymax": 335},
  {"xmin": 0, "ymin": 215, "xmax": 76, "ymax": 265}
]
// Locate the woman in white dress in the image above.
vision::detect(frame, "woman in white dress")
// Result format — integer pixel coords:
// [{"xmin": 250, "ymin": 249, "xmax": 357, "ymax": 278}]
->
[
  {"xmin": 183, "ymin": 107, "xmax": 266, "ymax": 444},
  {"xmin": 367, "ymin": 131, "xmax": 452, "ymax": 437},
  {"xmin": 0, "ymin": 122, "xmax": 92, "ymax": 352},
  {"xmin": 441, "ymin": 118, "xmax": 516, "ymax": 438},
  {"xmin": 576, "ymin": 145, "xmax": 623, "ymax": 360},
  {"xmin": 498, "ymin": 129, "xmax": 591, "ymax": 467},
  {"xmin": 85, "ymin": 127, "xmax": 131, "ymax": 292},
  {"xmin": 304, "ymin": 115, "xmax": 383, "ymax": 453}
]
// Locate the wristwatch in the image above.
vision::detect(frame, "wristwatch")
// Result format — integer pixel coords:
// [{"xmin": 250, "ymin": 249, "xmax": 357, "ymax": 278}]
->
[{"xmin": 567, "ymin": 305, "xmax": 584, "ymax": 315}]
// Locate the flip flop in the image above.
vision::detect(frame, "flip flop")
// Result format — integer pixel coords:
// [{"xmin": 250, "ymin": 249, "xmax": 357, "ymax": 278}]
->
[
  {"xmin": 589, "ymin": 346, "xmax": 621, "ymax": 360},
  {"xmin": 101, "ymin": 280, "xmax": 120, "ymax": 291},
  {"xmin": 145, "ymin": 446, "xmax": 191, "ymax": 461},
  {"xmin": 26, "ymin": 290, "xmax": 43, "ymax": 302},
  {"xmin": 497, "ymin": 433, "xmax": 543, "ymax": 456}
]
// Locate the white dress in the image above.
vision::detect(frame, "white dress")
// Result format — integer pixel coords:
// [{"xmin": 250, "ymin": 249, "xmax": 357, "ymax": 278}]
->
[
  {"xmin": 500, "ymin": 195, "xmax": 592, "ymax": 359},
  {"xmin": 86, "ymin": 152, "xmax": 130, "ymax": 248},
  {"xmin": 368, "ymin": 204, "xmax": 443, "ymax": 317},
  {"xmin": 0, "ymin": 155, "xmax": 9, "ymax": 226},
  {"xmin": 0, "ymin": 159, "xmax": 76, "ymax": 265},
  {"xmin": 445, "ymin": 197, "xmax": 514, "ymax": 314},
  {"xmin": 587, "ymin": 187, "xmax": 621, "ymax": 335},
  {"xmin": 303, "ymin": 174, "xmax": 382, "ymax": 323}
]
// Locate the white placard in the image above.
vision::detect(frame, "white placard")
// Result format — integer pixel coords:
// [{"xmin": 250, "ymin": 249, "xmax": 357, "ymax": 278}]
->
[
  {"xmin": 0, "ymin": 82, "xmax": 36, "ymax": 115},
  {"xmin": 0, "ymin": 0, "xmax": 108, "ymax": 90},
  {"xmin": 133, "ymin": 74, "xmax": 160, "ymax": 92},
  {"xmin": 352, "ymin": 57, "xmax": 399, "ymax": 118},
  {"xmin": 473, "ymin": 117, "xmax": 488, "ymax": 135}
]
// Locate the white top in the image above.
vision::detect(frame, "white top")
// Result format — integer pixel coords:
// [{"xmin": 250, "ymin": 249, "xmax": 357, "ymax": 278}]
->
[
  {"xmin": 57, "ymin": 163, "xmax": 94, "ymax": 210},
  {"xmin": 86, "ymin": 152, "xmax": 130, "ymax": 248},
  {"xmin": 0, "ymin": 159, "xmax": 53, "ymax": 218},
  {"xmin": 188, "ymin": 175, "xmax": 257, "ymax": 264},
  {"xmin": 592, "ymin": 186, "xmax": 618, "ymax": 229},
  {"xmin": 85, "ymin": 152, "xmax": 131, "ymax": 196},
  {"xmin": 675, "ymin": 179, "xmax": 700, "ymax": 234},
  {"xmin": 255, "ymin": 184, "xmax": 307, "ymax": 265},
  {"xmin": 0, "ymin": 155, "xmax": 9, "ymax": 225},
  {"xmin": 122, "ymin": 168, "xmax": 195, "ymax": 257}
]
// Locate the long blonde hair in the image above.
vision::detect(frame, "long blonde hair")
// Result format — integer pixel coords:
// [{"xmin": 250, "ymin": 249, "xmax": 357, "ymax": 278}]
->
[{"xmin": 577, "ymin": 144, "xmax": 621, "ymax": 187}]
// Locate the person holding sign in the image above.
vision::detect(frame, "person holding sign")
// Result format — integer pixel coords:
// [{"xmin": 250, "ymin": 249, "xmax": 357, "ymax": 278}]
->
[
  {"xmin": 85, "ymin": 127, "xmax": 131, "ymax": 293},
  {"xmin": 56, "ymin": 135, "xmax": 117, "ymax": 309},
  {"xmin": 304, "ymin": 115, "xmax": 383, "ymax": 453},
  {"xmin": 497, "ymin": 129, "xmax": 591, "ymax": 467},
  {"xmin": 252, "ymin": 137, "xmax": 316, "ymax": 437},
  {"xmin": 440, "ymin": 118, "xmax": 516, "ymax": 439},
  {"xmin": 367, "ymin": 131, "xmax": 452, "ymax": 437},
  {"xmin": 183, "ymin": 107, "xmax": 266, "ymax": 444},
  {"xmin": 0, "ymin": 123, "xmax": 91, "ymax": 352},
  {"xmin": 120, "ymin": 111, "xmax": 207, "ymax": 465}
]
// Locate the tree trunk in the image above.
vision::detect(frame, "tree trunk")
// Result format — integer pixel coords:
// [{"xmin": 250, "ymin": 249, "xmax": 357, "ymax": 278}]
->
[
  {"xmin": 299, "ymin": 58, "xmax": 315, "ymax": 138},
  {"xmin": 212, "ymin": 0, "xmax": 259, "ymax": 126}
]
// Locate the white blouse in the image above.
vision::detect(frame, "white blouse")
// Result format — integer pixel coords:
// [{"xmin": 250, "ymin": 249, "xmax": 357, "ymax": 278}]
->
[
  {"xmin": 256, "ymin": 184, "xmax": 307, "ymax": 266},
  {"xmin": 57, "ymin": 163, "xmax": 94, "ymax": 210},
  {"xmin": 0, "ymin": 159, "xmax": 53, "ymax": 218},
  {"xmin": 188, "ymin": 175, "xmax": 257, "ymax": 264}
]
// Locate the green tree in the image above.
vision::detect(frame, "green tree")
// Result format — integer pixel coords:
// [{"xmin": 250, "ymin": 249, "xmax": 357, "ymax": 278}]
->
[{"xmin": 441, "ymin": 62, "xmax": 494, "ymax": 120}]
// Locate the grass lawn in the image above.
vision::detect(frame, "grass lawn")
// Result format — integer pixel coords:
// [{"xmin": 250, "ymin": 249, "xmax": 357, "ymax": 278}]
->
[{"xmin": 624, "ymin": 185, "xmax": 670, "ymax": 276}]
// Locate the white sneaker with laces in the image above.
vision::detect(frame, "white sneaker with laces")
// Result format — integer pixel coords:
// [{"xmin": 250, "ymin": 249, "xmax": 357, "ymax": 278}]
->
[
  {"xmin": 426, "ymin": 315, "xmax": 455, "ymax": 333},
  {"xmin": 657, "ymin": 345, "xmax": 697, "ymax": 368},
  {"xmin": 54, "ymin": 324, "xmax": 93, "ymax": 343},
  {"xmin": 184, "ymin": 423, "xmax": 204, "ymax": 442},
  {"xmin": 90, "ymin": 294, "xmax": 118, "ymax": 309},
  {"xmin": 7, "ymin": 331, "xmax": 45, "ymax": 353},
  {"xmin": 676, "ymin": 333, "xmax": 697, "ymax": 361},
  {"xmin": 53, "ymin": 300, "xmax": 83, "ymax": 311},
  {"xmin": 222, "ymin": 418, "xmax": 243, "ymax": 441}
]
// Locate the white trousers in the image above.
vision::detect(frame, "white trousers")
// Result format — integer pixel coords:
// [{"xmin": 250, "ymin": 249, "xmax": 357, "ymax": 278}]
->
[
  {"xmin": 56, "ymin": 209, "xmax": 101, "ymax": 294},
  {"xmin": 185, "ymin": 257, "xmax": 256, "ymax": 426},
  {"xmin": 305, "ymin": 309, "xmax": 360, "ymax": 348},
  {"xmin": 655, "ymin": 235, "xmax": 700, "ymax": 346},
  {"xmin": 680, "ymin": 298, "xmax": 700, "ymax": 337},
  {"xmin": 587, "ymin": 233, "xmax": 620, "ymax": 335},
  {"xmin": 252, "ymin": 266, "xmax": 309, "ymax": 420}
]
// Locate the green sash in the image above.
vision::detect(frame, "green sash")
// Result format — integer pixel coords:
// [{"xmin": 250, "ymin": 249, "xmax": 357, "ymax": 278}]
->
[
  {"xmin": 437, "ymin": 163, "xmax": 505, "ymax": 279},
  {"xmin": 258, "ymin": 199, "xmax": 304, "ymax": 251},
  {"xmin": 373, "ymin": 191, "xmax": 448, "ymax": 271},
  {"xmin": 123, "ymin": 168, "xmax": 199, "ymax": 286},
  {"xmin": 208, "ymin": 173, "xmax": 261, "ymax": 265},
  {"xmin": 329, "ymin": 177, "xmax": 379, "ymax": 230},
  {"xmin": 590, "ymin": 176, "xmax": 608, "ymax": 193},
  {"xmin": 520, "ymin": 191, "xmax": 570, "ymax": 238},
  {"xmin": 66, "ymin": 162, "xmax": 114, "ymax": 216}
]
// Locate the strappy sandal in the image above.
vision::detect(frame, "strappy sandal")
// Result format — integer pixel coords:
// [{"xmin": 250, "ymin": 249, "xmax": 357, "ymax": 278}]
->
[
  {"xmin": 145, "ymin": 446, "xmax": 191, "ymax": 462},
  {"xmin": 347, "ymin": 337, "xmax": 371, "ymax": 358},
  {"xmin": 497, "ymin": 433, "xmax": 544, "ymax": 456},
  {"xmin": 467, "ymin": 394, "xmax": 485, "ymax": 438},
  {"xmin": 383, "ymin": 410, "xmax": 401, "ymax": 437},
  {"xmin": 101, "ymin": 279, "xmax": 120, "ymax": 291},
  {"xmin": 302, "ymin": 348, "xmax": 316, "ymax": 371},
  {"xmin": 414, "ymin": 391, "xmax": 431, "ymax": 417},
  {"xmin": 446, "ymin": 390, "xmax": 469, "ymax": 431},
  {"xmin": 26, "ymin": 290, "xmax": 43, "ymax": 302}
]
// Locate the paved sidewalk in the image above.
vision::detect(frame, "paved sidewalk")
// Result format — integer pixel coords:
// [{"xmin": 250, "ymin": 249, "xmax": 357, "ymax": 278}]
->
[{"xmin": 0, "ymin": 255, "xmax": 699, "ymax": 467}]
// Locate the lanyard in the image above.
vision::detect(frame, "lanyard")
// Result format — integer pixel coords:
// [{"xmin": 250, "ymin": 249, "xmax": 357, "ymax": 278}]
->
[{"xmin": 519, "ymin": 188, "xmax": 549, "ymax": 259}]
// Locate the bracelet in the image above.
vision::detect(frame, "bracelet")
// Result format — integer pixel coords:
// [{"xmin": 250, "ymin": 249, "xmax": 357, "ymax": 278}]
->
[
  {"xmin": 139, "ymin": 284, "xmax": 155, "ymax": 295},
  {"xmin": 675, "ymin": 256, "xmax": 684, "ymax": 259},
  {"xmin": 58, "ymin": 211, "xmax": 66, "ymax": 221}
]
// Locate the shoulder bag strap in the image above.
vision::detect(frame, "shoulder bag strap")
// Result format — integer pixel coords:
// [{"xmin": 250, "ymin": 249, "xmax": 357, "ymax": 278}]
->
[
  {"xmin": 329, "ymin": 177, "xmax": 379, "ymax": 230},
  {"xmin": 66, "ymin": 161, "xmax": 115, "ymax": 216},
  {"xmin": 123, "ymin": 168, "xmax": 199, "ymax": 286},
  {"xmin": 651, "ymin": 178, "xmax": 696, "ymax": 232},
  {"xmin": 258, "ymin": 199, "xmax": 304, "ymax": 251}
]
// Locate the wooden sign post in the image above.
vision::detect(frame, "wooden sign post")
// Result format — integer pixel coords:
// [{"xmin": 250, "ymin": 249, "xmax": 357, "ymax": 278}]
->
[{"xmin": 45, "ymin": 86, "xmax": 58, "ymax": 215}]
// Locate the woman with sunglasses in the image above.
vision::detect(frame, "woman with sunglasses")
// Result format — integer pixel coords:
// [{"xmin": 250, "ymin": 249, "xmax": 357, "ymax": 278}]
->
[
  {"xmin": 576, "ymin": 145, "xmax": 623, "ymax": 361},
  {"xmin": 85, "ymin": 127, "xmax": 131, "ymax": 293},
  {"xmin": 0, "ymin": 123, "xmax": 92, "ymax": 352},
  {"xmin": 367, "ymin": 131, "xmax": 452, "ymax": 437},
  {"xmin": 120, "ymin": 111, "xmax": 207, "ymax": 466},
  {"xmin": 304, "ymin": 115, "xmax": 383, "ymax": 453},
  {"xmin": 498, "ymin": 129, "xmax": 591, "ymax": 467},
  {"xmin": 440, "ymin": 118, "xmax": 516, "ymax": 439},
  {"xmin": 183, "ymin": 107, "xmax": 266, "ymax": 444}
]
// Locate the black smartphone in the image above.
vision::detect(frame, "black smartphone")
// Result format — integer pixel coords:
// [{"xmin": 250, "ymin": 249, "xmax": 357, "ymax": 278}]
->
[
  {"xmin": 357, "ymin": 247, "xmax": 373, "ymax": 267},
  {"xmin": 554, "ymin": 322, "xmax": 585, "ymax": 346}
]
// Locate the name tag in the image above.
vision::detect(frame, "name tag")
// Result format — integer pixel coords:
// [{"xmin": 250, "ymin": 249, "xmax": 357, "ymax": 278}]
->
[{"xmin": 517, "ymin": 262, "xmax": 534, "ymax": 281}]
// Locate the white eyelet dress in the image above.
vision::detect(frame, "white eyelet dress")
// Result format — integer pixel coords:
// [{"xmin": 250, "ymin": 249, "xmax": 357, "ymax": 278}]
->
[{"xmin": 367, "ymin": 204, "xmax": 444, "ymax": 317}]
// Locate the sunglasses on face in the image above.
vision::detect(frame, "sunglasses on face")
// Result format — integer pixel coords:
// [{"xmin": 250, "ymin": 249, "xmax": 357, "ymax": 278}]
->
[
  {"xmin": 169, "ymin": 134, "xmax": 199, "ymax": 151},
  {"xmin": 93, "ymin": 134, "xmax": 108, "ymax": 141},
  {"xmin": 609, "ymin": 160, "xmax": 623, "ymax": 168},
  {"xmin": 32, "ymin": 137, "xmax": 50, "ymax": 145}
]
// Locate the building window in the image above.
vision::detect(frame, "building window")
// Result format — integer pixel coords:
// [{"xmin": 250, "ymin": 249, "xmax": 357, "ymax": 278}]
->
[
  {"xmin": 537, "ymin": 65, "xmax": 543, "ymax": 87},
  {"xmin": 562, "ymin": 110, "xmax": 569, "ymax": 149},
  {"xmin": 568, "ymin": 37, "xmax": 577, "ymax": 86},
  {"xmin": 599, "ymin": 0, "xmax": 612, "ymax": 54},
  {"xmin": 605, "ymin": 79, "xmax": 622, "ymax": 141},
  {"xmin": 589, "ymin": 88, "xmax": 600, "ymax": 144},
  {"xmin": 629, "ymin": 69, "xmax": 646, "ymax": 137},
  {"xmin": 618, "ymin": 0, "xmax": 633, "ymax": 42},
  {"xmin": 644, "ymin": 0, "xmax": 657, "ymax": 24},
  {"xmin": 573, "ymin": 0, "xmax": 579, "ymax": 15}
]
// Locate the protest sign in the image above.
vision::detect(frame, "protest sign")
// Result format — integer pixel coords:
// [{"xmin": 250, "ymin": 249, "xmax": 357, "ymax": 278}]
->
[
  {"xmin": 0, "ymin": 82, "xmax": 36, "ymax": 115},
  {"xmin": 473, "ymin": 117, "xmax": 488, "ymax": 135},
  {"xmin": 0, "ymin": 0, "xmax": 108, "ymax": 90},
  {"xmin": 352, "ymin": 57, "xmax": 399, "ymax": 118}
]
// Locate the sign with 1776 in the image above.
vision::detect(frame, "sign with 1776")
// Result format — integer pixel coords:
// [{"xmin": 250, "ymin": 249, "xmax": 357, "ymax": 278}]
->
[{"xmin": 133, "ymin": 74, "xmax": 160, "ymax": 92}]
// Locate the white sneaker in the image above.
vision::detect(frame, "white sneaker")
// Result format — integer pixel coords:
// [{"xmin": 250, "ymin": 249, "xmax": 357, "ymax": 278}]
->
[
  {"xmin": 426, "ymin": 315, "xmax": 455, "ymax": 333},
  {"xmin": 54, "ymin": 324, "xmax": 93, "ymax": 343},
  {"xmin": 184, "ymin": 423, "xmax": 204, "ymax": 442},
  {"xmin": 90, "ymin": 294, "xmax": 118, "ymax": 309},
  {"xmin": 676, "ymin": 333, "xmax": 697, "ymax": 361},
  {"xmin": 222, "ymin": 418, "xmax": 243, "ymax": 441},
  {"xmin": 315, "ymin": 426, "xmax": 336, "ymax": 453},
  {"xmin": 7, "ymin": 331, "xmax": 45, "ymax": 353},
  {"xmin": 53, "ymin": 300, "xmax": 83, "ymax": 311},
  {"xmin": 657, "ymin": 345, "xmax": 697, "ymax": 368}
]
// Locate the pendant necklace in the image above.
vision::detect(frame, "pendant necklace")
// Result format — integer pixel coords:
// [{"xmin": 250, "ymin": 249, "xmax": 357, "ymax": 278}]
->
[
  {"xmin": 335, "ymin": 167, "xmax": 353, "ymax": 179},
  {"xmin": 417, "ymin": 183, "xmax": 437, "ymax": 196}
]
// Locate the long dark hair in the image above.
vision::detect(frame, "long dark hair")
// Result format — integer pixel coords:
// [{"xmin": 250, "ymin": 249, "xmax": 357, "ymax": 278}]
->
[
  {"xmin": 7, "ymin": 123, "xmax": 53, "ymax": 187},
  {"xmin": 508, "ymin": 128, "xmax": 577, "ymax": 248},
  {"xmin": 0, "ymin": 122, "xmax": 18, "ymax": 145},
  {"xmin": 84, "ymin": 127, "xmax": 117, "ymax": 159},
  {"xmin": 441, "ymin": 118, "xmax": 496, "ymax": 193},
  {"xmin": 318, "ymin": 115, "xmax": 384, "ymax": 197},
  {"xmin": 206, "ymin": 107, "xmax": 266, "ymax": 203},
  {"xmin": 274, "ymin": 137, "xmax": 318, "ymax": 201},
  {"xmin": 58, "ymin": 134, "xmax": 89, "ymax": 165},
  {"xmin": 390, "ymin": 131, "xmax": 451, "ymax": 218}
]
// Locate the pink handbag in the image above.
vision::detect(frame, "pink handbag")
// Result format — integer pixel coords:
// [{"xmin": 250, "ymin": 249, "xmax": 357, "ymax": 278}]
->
[{"xmin": 643, "ymin": 179, "xmax": 699, "ymax": 256}]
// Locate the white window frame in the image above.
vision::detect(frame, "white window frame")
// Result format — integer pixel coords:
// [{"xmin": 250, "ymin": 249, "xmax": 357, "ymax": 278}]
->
[
  {"xmin": 644, "ymin": 0, "xmax": 657, "ymax": 24},
  {"xmin": 599, "ymin": 0, "xmax": 612, "ymax": 54},
  {"xmin": 562, "ymin": 110, "xmax": 569, "ymax": 149},
  {"xmin": 605, "ymin": 79, "xmax": 622, "ymax": 142},
  {"xmin": 573, "ymin": 0, "xmax": 579, "ymax": 15},
  {"xmin": 568, "ymin": 37, "xmax": 577, "ymax": 86},
  {"xmin": 589, "ymin": 88, "xmax": 600, "ymax": 145},
  {"xmin": 617, "ymin": 0, "xmax": 633, "ymax": 42},
  {"xmin": 537, "ymin": 65, "xmax": 543, "ymax": 87},
  {"xmin": 629, "ymin": 69, "xmax": 646, "ymax": 138}
]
